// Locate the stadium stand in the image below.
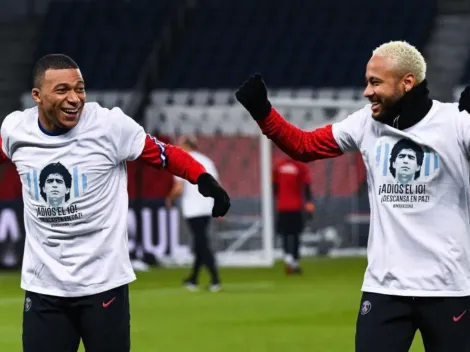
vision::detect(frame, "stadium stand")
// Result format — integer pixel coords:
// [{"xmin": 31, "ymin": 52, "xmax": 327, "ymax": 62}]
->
[
  {"xmin": 34, "ymin": 0, "xmax": 180, "ymax": 89},
  {"xmin": 155, "ymin": 0, "xmax": 437, "ymax": 89},
  {"xmin": 21, "ymin": 0, "xmax": 438, "ymax": 206},
  {"xmin": 136, "ymin": 0, "xmax": 437, "ymax": 203}
]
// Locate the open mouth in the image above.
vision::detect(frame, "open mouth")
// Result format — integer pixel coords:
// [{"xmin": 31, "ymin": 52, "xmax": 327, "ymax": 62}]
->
[
  {"xmin": 370, "ymin": 102, "xmax": 381, "ymax": 113},
  {"xmin": 61, "ymin": 108, "xmax": 80, "ymax": 117}
]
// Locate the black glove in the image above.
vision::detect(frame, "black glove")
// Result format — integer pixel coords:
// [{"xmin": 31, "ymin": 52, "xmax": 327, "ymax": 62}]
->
[
  {"xmin": 235, "ymin": 73, "xmax": 272, "ymax": 120},
  {"xmin": 459, "ymin": 85, "xmax": 470, "ymax": 112},
  {"xmin": 197, "ymin": 173, "xmax": 230, "ymax": 217}
]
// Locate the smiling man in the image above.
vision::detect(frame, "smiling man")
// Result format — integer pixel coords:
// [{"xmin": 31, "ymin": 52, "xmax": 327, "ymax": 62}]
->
[
  {"xmin": 236, "ymin": 41, "xmax": 470, "ymax": 352},
  {"xmin": 0, "ymin": 54, "xmax": 231, "ymax": 352}
]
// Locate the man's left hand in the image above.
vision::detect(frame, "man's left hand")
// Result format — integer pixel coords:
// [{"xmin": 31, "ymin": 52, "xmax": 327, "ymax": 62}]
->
[{"xmin": 197, "ymin": 173, "xmax": 231, "ymax": 217}]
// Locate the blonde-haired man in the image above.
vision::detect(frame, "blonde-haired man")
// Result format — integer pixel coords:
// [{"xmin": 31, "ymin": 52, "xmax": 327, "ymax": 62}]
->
[{"xmin": 236, "ymin": 41, "xmax": 470, "ymax": 351}]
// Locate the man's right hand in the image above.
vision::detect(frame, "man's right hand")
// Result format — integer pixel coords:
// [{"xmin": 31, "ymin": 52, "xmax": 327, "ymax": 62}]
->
[{"xmin": 235, "ymin": 73, "xmax": 272, "ymax": 121}]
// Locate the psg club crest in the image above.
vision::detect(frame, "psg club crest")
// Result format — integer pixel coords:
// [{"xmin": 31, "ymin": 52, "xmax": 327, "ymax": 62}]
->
[
  {"xmin": 24, "ymin": 297, "xmax": 32, "ymax": 312},
  {"xmin": 360, "ymin": 300, "xmax": 371, "ymax": 315}
]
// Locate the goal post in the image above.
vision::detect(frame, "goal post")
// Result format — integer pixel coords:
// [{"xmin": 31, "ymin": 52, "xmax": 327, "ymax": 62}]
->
[
  {"xmin": 144, "ymin": 96, "xmax": 369, "ymax": 267},
  {"xmin": 266, "ymin": 96, "xmax": 369, "ymax": 259}
]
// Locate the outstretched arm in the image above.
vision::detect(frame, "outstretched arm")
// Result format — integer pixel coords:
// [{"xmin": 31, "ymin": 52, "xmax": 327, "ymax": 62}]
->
[
  {"xmin": 257, "ymin": 108, "xmax": 342, "ymax": 162},
  {"xmin": 235, "ymin": 74, "xmax": 345, "ymax": 162},
  {"xmin": 137, "ymin": 135, "xmax": 230, "ymax": 217},
  {"xmin": 111, "ymin": 105, "xmax": 230, "ymax": 217},
  {"xmin": 138, "ymin": 135, "xmax": 206, "ymax": 184}
]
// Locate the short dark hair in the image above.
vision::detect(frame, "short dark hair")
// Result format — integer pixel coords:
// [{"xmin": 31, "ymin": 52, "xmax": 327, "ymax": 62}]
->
[
  {"xmin": 389, "ymin": 138, "xmax": 424, "ymax": 179},
  {"xmin": 32, "ymin": 54, "xmax": 79, "ymax": 88},
  {"xmin": 39, "ymin": 162, "xmax": 73, "ymax": 202}
]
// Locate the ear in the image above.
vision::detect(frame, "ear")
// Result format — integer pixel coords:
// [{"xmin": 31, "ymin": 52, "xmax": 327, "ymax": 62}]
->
[
  {"xmin": 403, "ymin": 73, "xmax": 416, "ymax": 92},
  {"xmin": 31, "ymin": 88, "xmax": 41, "ymax": 105}
]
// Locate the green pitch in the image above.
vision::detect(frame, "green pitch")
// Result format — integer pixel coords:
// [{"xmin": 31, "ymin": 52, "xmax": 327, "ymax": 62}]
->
[{"xmin": 0, "ymin": 258, "xmax": 425, "ymax": 351}]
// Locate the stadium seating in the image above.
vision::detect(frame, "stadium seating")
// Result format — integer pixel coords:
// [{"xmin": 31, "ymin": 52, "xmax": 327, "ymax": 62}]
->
[
  {"xmin": 195, "ymin": 136, "xmax": 366, "ymax": 200},
  {"xmin": 155, "ymin": 0, "xmax": 437, "ymax": 89},
  {"xmin": 35, "ymin": 0, "xmax": 180, "ymax": 89}
]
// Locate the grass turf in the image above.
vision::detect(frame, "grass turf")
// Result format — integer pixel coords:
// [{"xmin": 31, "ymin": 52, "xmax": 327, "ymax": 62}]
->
[{"xmin": 0, "ymin": 257, "xmax": 425, "ymax": 351}]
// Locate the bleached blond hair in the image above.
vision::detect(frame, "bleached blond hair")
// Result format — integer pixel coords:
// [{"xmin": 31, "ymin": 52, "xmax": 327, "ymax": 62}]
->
[{"xmin": 372, "ymin": 41, "xmax": 426, "ymax": 84}]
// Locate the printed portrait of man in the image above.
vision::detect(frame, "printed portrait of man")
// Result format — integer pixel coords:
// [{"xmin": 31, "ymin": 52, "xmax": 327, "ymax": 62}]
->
[
  {"xmin": 39, "ymin": 162, "xmax": 72, "ymax": 207},
  {"xmin": 389, "ymin": 139, "xmax": 424, "ymax": 185}
]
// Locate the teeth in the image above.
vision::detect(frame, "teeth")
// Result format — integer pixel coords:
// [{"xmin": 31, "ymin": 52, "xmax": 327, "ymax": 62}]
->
[{"xmin": 63, "ymin": 109, "xmax": 78, "ymax": 114}]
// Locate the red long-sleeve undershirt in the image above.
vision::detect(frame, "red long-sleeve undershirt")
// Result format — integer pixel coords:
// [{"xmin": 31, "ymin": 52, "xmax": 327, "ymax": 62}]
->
[
  {"xmin": 257, "ymin": 108, "xmax": 344, "ymax": 162},
  {"xmin": 138, "ymin": 135, "xmax": 206, "ymax": 184}
]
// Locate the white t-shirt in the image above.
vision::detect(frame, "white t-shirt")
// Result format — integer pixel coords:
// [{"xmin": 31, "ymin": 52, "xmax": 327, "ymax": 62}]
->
[
  {"xmin": 175, "ymin": 151, "xmax": 218, "ymax": 218},
  {"xmin": 332, "ymin": 101, "xmax": 470, "ymax": 297},
  {"xmin": 1, "ymin": 102, "xmax": 146, "ymax": 297}
]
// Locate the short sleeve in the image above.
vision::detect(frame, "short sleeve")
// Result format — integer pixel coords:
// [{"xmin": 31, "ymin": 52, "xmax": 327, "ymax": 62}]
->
[
  {"xmin": 331, "ymin": 106, "xmax": 369, "ymax": 153},
  {"xmin": 1, "ymin": 111, "xmax": 22, "ymax": 159},
  {"xmin": 454, "ymin": 108, "xmax": 470, "ymax": 155},
  {"xmin": 108, "ymin": 107, "xmax": 146, "ymax": 162}
]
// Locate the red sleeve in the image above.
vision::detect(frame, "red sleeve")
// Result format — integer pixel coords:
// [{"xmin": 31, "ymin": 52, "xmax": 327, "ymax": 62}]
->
[
  {"xmin": 137, "ymin": 135, "xmax": 206, "ymax": 184},
  {"xmin": 257, "ymin": 108, "xmax": 343, "ymax": 162}
]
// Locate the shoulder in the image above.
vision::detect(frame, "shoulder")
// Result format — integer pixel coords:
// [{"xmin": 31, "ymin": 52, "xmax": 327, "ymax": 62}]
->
[
  {"xmin": 83, "ymin": 102, "xmax": 124, "ymax": 121},
  {"xmin": 349, "ymin": 104, "xmax": 372, "ymax": 122},
  {"xmin": 432, "ymin": 100, "xmax": 459, "ymax": 115},
  {"xmin": 82, "ymin": 102, "xmax": 134, "ymax": 133},
  {"xmin": 2, "ymin": 107, "xmax": 37, "ymax": 137},
  {"xmin": 334, "ymin": 104, "xmax": 371, "ymax": 127},
  {"xmin": 332, "ymin": 104, "xmax": 371, "ymax": 135},
  {"xmin": 430, "ymin": 101, "xmax": 468, "ymax": 127}
]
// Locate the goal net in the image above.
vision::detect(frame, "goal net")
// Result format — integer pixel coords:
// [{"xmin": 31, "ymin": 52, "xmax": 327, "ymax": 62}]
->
[{"xmin": 144, "ymin": 93, "xmax": 369, "ymax": 267}]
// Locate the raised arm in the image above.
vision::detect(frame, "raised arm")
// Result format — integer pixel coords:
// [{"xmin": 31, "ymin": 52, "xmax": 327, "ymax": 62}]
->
[
  {"xmin": 235, "ymin": 74, "xmax": 344, "ymax": 162},
  {"xmin": 111, "ymin": 106, "xmax": 230, "ymax": 217},
  {"xmin": 138, "ymin": 134, "xmax": 205, "ymax": 184},
  {"xmin": 257, "ymin": 109, "xmax": 342, "ymax": 162},
  {"xmin": 137, "ymin": 135, "xmax": 230, "ymax": 217}
]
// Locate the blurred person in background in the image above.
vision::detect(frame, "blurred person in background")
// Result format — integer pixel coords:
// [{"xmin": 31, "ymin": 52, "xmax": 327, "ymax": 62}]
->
[
  {"xmin": 166, "ymin": 135, "xmax": 222, "ymax": 292},
  {"xmin": 273, "ymin": 155, "xmax": 314, "ymax": 274},
  {"xmin": 236, "ymin": 40, "xmax": 470, "ymax": 352}
]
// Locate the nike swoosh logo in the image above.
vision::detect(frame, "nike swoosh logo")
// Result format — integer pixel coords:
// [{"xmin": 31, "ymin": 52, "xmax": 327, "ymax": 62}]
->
[
  {"xmin": 453, "ymin": 310, "xmax": 467, "ymax": 322},
  {"xmin": 102, "ymin": 297, "xmax": 116, "ymax": 308}
]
